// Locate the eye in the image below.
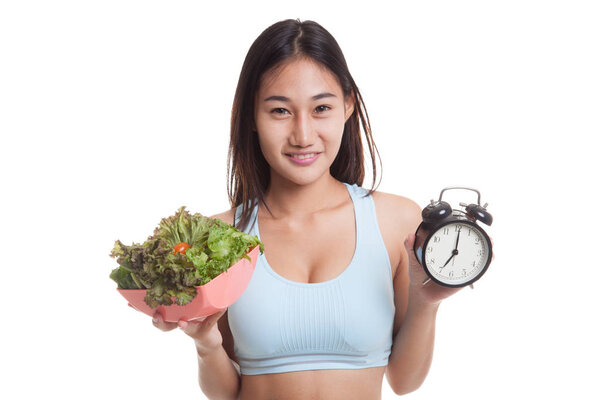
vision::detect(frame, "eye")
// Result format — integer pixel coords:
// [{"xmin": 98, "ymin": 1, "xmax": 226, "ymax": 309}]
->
[
  {"xmin": 270, "ymin": 107, "xmax": 289, "ymax": 115},
  {"xmin": 314, "ymin": 105, "xmax": 331, "ymax": 113}
]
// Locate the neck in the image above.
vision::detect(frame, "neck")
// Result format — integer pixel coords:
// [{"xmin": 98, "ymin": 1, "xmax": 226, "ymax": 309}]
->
[{"xmin": 262, "ymin": 172, "xmax": 347, "ymax": 219}]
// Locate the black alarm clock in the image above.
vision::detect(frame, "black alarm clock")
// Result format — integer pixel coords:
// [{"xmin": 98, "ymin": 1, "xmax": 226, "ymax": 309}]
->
[{"xmin": 413, "ymin": 187, "xmax": 493, "ymax": 288}]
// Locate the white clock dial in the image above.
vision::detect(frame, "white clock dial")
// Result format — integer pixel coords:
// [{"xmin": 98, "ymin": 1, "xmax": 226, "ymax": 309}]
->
[{"xmin": 424, "ymin": 222, "xmax": 489, "ymax": 286}]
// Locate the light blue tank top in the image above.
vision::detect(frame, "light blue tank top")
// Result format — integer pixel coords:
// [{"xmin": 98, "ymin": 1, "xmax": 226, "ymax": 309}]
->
[{"xmin": 228, "ymin": 182, "xmax": 395, "ymax": 375}]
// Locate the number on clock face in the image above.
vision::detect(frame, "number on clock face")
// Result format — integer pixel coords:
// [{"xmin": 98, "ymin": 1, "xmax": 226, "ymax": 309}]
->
[{"xmin": 424, "ymin": 222, "xmax": 489, "ymax": 285}]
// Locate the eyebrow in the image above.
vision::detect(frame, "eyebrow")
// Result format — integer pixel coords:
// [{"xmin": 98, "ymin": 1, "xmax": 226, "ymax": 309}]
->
[{"xmin": 263, "ymin": 92, "xmax": 337, "ymax": 102}]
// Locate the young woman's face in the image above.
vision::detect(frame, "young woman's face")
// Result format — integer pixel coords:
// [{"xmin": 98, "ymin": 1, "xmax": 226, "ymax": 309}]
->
[{"xmin": 254, "ymin": 57, "xmax": 354, "ymax": 187}]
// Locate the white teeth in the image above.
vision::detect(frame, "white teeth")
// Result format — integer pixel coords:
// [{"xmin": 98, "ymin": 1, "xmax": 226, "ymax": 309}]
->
[{"xmin": 290, "ymin": 153, "xmax": 317, "ymax": 160}]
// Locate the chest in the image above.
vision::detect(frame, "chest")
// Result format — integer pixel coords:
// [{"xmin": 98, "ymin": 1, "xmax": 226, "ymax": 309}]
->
[
  {"xmin": 257, "ymin": 197, "xmax": 399, "ymax": 284},
  {"xmin": 257, "ymin": 201, "xmax": 358, "ymax": 284}
]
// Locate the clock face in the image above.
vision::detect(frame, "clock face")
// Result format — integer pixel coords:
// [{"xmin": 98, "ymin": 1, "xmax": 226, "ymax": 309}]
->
[{"xmin": 424, "ymin": 222, "xmax": 490, "ymax": 286}]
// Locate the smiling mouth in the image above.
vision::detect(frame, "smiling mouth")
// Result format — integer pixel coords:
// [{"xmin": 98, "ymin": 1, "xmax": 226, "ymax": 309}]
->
[{"xmin": 285, "ymin": 152, "xmax": 320, "ymax": 159}]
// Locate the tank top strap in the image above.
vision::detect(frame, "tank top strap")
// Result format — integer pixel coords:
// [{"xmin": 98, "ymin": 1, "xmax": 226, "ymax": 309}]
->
[
  {"xmin": 343, "ymin": 182, "xmax": 374, "ymax": 243},
  {"xmin": 344, "ymin": 182, "xmax": 393, "ymax": 285}
]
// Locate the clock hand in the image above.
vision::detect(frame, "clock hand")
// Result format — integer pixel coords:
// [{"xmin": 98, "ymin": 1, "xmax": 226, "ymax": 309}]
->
[
  {"xmin": 454, "ymin": 227, "xmax": 461, "ymax": 251},
  {"xmin": 441, "ymin": 226, "xmax": 462, "ymax": 271},
  {"xmin": 441, "ymin": 248, "xmax": 459, "ymax": 269},
  {"xmin": 441, "ymin": 253, "xmax": 455, "ymax": 269}
]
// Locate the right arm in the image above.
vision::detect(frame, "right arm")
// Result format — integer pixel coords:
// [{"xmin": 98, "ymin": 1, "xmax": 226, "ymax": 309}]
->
[
  {"xmin": 154, "ymin": 310, "xmax": 241, "ymax": 400},
  {"xmin": 153, "ymin": 208, "xmax": 242, "ymax": 400},
  {"xmin": 197, "ymin": 346, "xmax": 240, "ymax": 399}
]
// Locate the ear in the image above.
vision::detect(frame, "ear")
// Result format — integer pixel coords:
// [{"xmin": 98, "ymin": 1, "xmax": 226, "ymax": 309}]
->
[{"xmin": 344, "ymin": 91, "xmax": 356, "ymax": 123}]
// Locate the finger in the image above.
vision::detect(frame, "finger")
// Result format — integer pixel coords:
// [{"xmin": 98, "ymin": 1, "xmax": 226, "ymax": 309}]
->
[
  {"xmin": 403, "ymin": 233, "xmax": 421, "ymax": 266},
  {"xmin": 181, "ymin": 309, "xmax": 225, "ymax": 330},
  {"xmin": 177, "ymin": 309, "xmax": 226, "ymax": 334},
  {"xmin": 204, "ymin": 309, "xmax": 227, "ymax": 327},
  {"xmin": 402, "ymin": 233, "xmax": 430, "ymax": 286},
  {"xmin": 404, "ymin": 233, "xmax": 415, "ymax": 249},
  {"xmin": 177, "ymin": 318, "xmax": 203, "ymax": 336},
  {"xmin": 152, "ymin": 311, "xmax": 177, "ymax": 331}
]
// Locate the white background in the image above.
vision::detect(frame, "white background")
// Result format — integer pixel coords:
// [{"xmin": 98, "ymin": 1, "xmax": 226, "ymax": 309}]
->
[{"xmin": 1, "ymin": 1, "xmax": 598, "ymax": 398}]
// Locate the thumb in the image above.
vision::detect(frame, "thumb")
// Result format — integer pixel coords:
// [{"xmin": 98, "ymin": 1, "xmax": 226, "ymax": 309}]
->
[
  {"xmin": 177, "ymin": 309, "xmax": 227, "ymax": 333},
  {"xmin": 404, "ymin": 233, "xmax": 415, "ymax": 249},
  {"xmin": 404, "ymin": 233, "xmax": 423, "ymax": 269},
  {"xmin": 178, "ymin": 309, "xmax": 226, "ymax": 330},
  {"xmin": 203, "ymin": 309, "xmax": 227, "ymax": 327}
]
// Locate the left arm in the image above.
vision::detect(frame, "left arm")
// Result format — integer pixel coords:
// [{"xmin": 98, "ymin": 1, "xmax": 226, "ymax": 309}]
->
[{"xmin": 385, "ymin": 199, "xmax": 462, "ymax": 395}]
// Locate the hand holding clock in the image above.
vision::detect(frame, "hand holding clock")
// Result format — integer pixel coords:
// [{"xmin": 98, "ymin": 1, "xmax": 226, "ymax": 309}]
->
[
  {"xmin": 407, "ymin": 187, "xmax": 495, "ymax": 304},
  {"xmin": 404, "ymin": 232, "xmax": 495, "ymax": 306},
  {"xmin": 404, "ymin": 233, "xmax": 462, "ymax": 306}
]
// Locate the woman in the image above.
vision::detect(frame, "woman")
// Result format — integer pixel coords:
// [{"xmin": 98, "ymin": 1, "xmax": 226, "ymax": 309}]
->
[{"xmin": 154, "ymin": 19, "xmax": 463, "ymax": 399}]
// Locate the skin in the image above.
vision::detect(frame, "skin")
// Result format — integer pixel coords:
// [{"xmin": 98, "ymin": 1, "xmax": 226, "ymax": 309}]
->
[{"xmin": 153, "ymin": 58, "xmax": 489, "ymax": 399}]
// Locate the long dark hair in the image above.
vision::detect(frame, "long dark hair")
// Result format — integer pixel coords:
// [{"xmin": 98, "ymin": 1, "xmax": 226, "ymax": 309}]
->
[{"xmin": 227, "ymin": 19, "xmax": 382, "ymax": 231}]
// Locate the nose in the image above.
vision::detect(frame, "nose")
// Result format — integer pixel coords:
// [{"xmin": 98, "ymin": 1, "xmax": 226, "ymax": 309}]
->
[{"xmin": 290, "ymin": 112, "xmax": 315, "ymax": 147}]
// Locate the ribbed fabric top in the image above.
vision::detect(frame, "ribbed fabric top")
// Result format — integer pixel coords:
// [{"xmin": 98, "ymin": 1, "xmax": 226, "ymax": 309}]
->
[{"xmin": 228, "ymin": 182, "xmax": 395, "ymax": 375}]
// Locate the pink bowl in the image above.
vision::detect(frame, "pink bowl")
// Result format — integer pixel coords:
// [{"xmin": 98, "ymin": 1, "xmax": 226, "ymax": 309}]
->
[{"xmin": 117, "ymin": 245, "xmax": 259, "ymax": 322}]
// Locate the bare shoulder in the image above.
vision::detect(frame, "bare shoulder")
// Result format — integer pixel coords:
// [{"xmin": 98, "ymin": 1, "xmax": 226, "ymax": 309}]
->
[
  {"xmin": 209, "ymin": 208, "xmax": 236, "ymax": 226},
  {"xmin": 368, "ymin": 189, "xmax": 422, "ymax": 278},
  {"xmin": 370, "ymin": 189, "xmax": 422, "ymax": 234}
]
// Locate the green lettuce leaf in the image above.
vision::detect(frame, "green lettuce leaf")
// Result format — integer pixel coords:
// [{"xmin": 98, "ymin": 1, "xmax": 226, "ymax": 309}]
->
[{"xmin": 109, "ymin": 206, "xmax": 263, "ymax": 307}]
